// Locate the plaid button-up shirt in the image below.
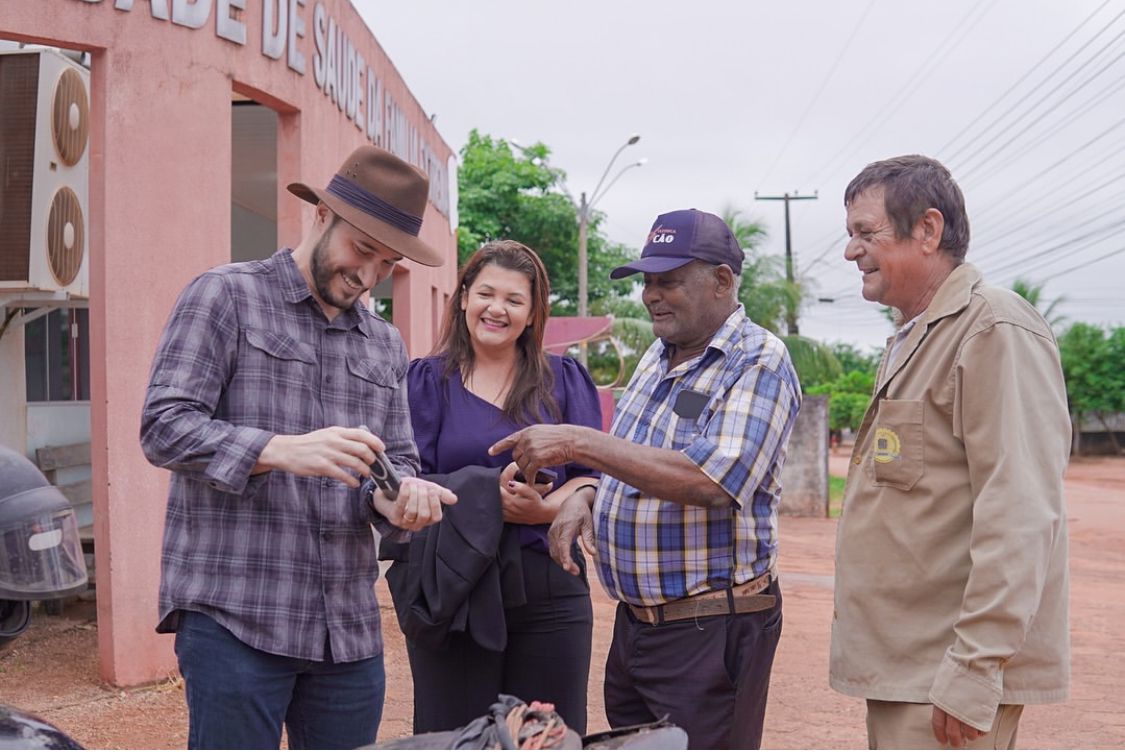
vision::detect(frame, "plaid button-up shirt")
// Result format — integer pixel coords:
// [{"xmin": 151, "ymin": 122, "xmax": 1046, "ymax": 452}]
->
[
  {"xmin": 593, "ymin": 306, "xmax": 801, "ymax": 607},
  {"xmin": 141, "ymin": 249, "xmax": 418, "ymax": 662}
]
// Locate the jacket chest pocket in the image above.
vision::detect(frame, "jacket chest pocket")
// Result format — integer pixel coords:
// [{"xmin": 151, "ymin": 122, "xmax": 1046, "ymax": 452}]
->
[{"xmin": 866, "ymin": 399, "xmax": 925, "ymax": 490}]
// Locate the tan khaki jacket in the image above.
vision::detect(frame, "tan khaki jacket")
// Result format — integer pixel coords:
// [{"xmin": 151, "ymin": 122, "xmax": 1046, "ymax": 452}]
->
[{"xmin": 829, "ymin": 264, "xmax": 1070, "ymax": 731}]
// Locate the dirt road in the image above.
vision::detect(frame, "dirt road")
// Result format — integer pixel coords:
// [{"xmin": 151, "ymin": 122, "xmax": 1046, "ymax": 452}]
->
[{"xmin": 2, "ymin": 453, "xmax": 1122, "ymax": 748}]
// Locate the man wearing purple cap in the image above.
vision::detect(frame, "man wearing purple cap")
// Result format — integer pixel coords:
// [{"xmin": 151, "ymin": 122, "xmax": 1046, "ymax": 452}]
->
[
  {"xmin": 492, "ymin": 208, "xmax": 802, "ymax": 748},
  {"xmin": 141, "ymin": 146, "xmax": 457, "ymax": 749}
]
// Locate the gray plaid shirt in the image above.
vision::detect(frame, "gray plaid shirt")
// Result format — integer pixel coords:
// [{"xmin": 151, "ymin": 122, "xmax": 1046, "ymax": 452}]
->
[{"xmin": 141, "ymin": 249, "xmax": 418, "ymax": 662}]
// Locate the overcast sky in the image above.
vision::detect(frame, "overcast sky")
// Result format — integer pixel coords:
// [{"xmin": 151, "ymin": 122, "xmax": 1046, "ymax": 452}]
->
[{"xmin": 356, "ymin": 0, "xmax": 1125, "ymax": 350}]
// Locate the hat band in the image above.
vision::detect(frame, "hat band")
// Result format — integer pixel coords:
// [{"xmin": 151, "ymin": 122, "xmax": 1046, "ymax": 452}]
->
[{"xmin": 327, "ymin": 175, "xmax": 423, "ymax": 236}]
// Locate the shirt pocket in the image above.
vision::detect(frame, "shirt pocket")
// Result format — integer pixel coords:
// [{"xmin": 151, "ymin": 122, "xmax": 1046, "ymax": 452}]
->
[
  {"xmin": 345, "ymin": 354, "xmax": 400, "ymax": 425},
  {"xmin": 242, "ymin": 328, "xmax": 316, "ymax": 384},
  {"xmin": 669, "ymin": 387, "xmax": 712, "ymax": 449},
  {"xmin": 670, "ymin": 413, "xmax": 703, "ymax": 450},
  {"xmin": 867, "ymin": 398, "xmax": 925, "ymax": 491}
]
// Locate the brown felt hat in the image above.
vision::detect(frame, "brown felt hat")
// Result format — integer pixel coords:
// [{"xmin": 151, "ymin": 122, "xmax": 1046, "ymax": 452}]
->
[{"xmin": 288, "ymin": 145, "xmax": 444, "ymax": 267}]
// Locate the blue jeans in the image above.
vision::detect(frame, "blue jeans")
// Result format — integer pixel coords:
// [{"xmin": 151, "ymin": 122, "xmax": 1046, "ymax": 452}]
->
[{"xmin": 174, "ymin": 611, "xmax": 385, "ymax": 750}]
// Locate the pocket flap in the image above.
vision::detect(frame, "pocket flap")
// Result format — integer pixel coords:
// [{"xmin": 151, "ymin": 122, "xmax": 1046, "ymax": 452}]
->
[
  {"xmin": 346, "ymin": 354, "xmax": 400, "ymax": 387},
  {"xmin": 869, "ymin": 398, "xmax": 924, "ymax": 490},
  {"xmin": 244, "ymin": 329, "xmax": 317, "ymax": 364},
  {"xmin": 876, "ymin": 398, "xmax": 923, "ymax": 424}
]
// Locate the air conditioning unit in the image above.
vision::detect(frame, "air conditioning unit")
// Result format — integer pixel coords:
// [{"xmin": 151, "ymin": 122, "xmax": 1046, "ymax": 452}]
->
[{"xmin": 0, "ymin": 49, "xmax": 90, "ymax": 298}]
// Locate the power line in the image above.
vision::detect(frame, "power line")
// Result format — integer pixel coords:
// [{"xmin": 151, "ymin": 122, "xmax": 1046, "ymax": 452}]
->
[
  {"xmin": 935, "ymin": 0, "xmax": 1116, "ymax": 158},
  {"xmin": 973, "ymin": 175, "xmax": 1125, "ymax": 250},
  {"xmin": 973, "ymin": 187, "xmax": 1125, "ymax": 268},
  {"xmin": 987, "ymin": 215, "xmax": 1125, "ymax": 278},
  {"xmin": 1015, "ymin": 244, "xmax": 1125, "ymax": 282},
  {"xmin": 943, "ymin": 2, "xmax": 1125, "ymax": 167},
  {"xmin": 981, "ymin": 111, "xmax": 1125, "ymax": 198},
  {"xmin": 969, "ymin": 134, "xmax": 1125, "ymax": 226},
  {"xmin": 933, "ymin": 4, "xmax": 1125, "ymax": 255},
  {"xmin": 756, "ymin": 0, "xmax": 879, "ymax": 189},
  {"xmin": 956, "ymin": 30, "xmax": 1125, "ymax": 181},
  {"xmin": 979, "ymin": 63, "xmax": 1125, "ymax": 175},
  {"xmin": 801, "ymin": 4, "xmax": 1120, "ymax": 276},
  {"xmin": 796, "ymin": 2, "xmax": 1125, "ymax": 311},
  {"xmin": 821, "ymin": 278, "xmax": 869, "ymax": 302},
  {"xmin": 804, "ymin": 229, "xmax": 850, "ymax": 272},
  {"xmin": 799, "ymin": 0, "xmax": 1000, "ymax": 190},
  {"xmin": 808, "ymin": 148, "xmax": 1125, "ymax": 275}
]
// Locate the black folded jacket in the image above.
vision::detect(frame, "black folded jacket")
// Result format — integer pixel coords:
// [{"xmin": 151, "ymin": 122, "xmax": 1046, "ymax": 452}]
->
[{"xmin": 378, "ymin": 465, "xmax": 526, "ymax": 652}]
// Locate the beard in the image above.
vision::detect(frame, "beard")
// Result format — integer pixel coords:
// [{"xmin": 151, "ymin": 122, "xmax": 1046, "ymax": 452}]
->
[{"xmin": 310, "ymin": 223, "xmax": 364, "ymax": 310}]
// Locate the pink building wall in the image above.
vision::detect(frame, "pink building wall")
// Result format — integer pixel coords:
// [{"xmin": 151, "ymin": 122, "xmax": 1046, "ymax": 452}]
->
[{"xmin": 2, "ymin": 0, "xmax": 457, "ymax": 685}]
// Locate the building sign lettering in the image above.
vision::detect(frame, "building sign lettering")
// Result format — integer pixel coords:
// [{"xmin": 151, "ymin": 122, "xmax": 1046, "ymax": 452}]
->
[{"xmin": 73, "ymin": 0, "xmax": 449, "ymax": 218}]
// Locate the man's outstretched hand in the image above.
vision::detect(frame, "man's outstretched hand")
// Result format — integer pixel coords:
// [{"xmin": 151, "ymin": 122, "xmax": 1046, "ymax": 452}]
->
[
  {"xmin": 370, "ymin": 477, "xmax": 457, "ymax": 532},
  {"xmin": 489, "ymin": 424, "xmax": 583, "ymax": 491}
]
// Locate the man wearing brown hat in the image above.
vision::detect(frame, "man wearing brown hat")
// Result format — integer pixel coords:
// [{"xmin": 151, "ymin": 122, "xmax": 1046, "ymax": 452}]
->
[
  {"xmin": 141, "ymin": 146, "xmax": 455, "ymax": 749},
  {"xmin": 492, "ymin": 209, "xmax": 802, "ymax": 749}
]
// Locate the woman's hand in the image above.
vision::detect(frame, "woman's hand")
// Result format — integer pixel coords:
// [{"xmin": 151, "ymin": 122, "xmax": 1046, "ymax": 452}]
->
[{"xmin": 499, "ymin": 462, "xmax": 557, "ymax": 524}]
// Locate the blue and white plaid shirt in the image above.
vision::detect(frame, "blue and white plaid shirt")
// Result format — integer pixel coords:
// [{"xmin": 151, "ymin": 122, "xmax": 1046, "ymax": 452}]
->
[
  {"xmin": 141, "ymin": 249, "xmax": 417, "ymax": 663},
  {"xmin": 593, "ymin": 306, "xmax": 801, "ymax": 607}
]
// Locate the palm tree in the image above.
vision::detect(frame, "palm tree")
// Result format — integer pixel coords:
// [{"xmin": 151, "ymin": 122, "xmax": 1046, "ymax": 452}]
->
[
  {"xmin": 781, "ymin": 334, "xmax": 844, "ymax": 388},
  {"xmin": 1011, "ymin": 278, "xmax": 1066, "ymax": 330},
  {"xmin": 722, "ymin": 206, "xmax": 769, "ymax": 251},
  {"xmin": 720, "ymin": 206, "xmax": 802, "ymax": 335}
]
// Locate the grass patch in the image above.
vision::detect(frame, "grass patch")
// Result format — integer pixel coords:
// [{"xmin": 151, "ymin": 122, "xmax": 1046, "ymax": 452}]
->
[{"xmin": 828, "ymin": 474, "xmax": 846, "ymax": 518}]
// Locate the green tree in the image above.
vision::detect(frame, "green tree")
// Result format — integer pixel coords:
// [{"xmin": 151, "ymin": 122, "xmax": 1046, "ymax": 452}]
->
[
  {"xmin": 456, "ymin": 130, "xmax": 634, "ymax": 313},
  {"xmin": 1012, "ymin": 278, "xmax": 1066, "ymax": 329},
  {"xmin": 781, "ymin": 335, "xmax": 843, "ymax": 388},
  {"xmin": 828, "ymin": 341, "xmax": 882, "ymax": 376},
  {"xmin": 1059, "ymin": 323, "xmax": 1125, "ymax": 455},
  {"xmin": 720, "ymin": 206, "xmax": 800, "ymax": 334},
  {"xmin": 579, "ymin": 314, "xmax": 656, "ymax": 387},
  {"xmin": 806, "ymin": 370, "xmax": 876, "ymax": 434},
  {"xmin": 805, "ymin": 341, "xmax": 881, "ymax": 438}
]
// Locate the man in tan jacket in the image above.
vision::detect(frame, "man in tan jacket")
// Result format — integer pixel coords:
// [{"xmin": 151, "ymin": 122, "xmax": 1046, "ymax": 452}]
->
[{"xmin": 830, "ymin": 155, "xmax": 1070, "ymax": 749}]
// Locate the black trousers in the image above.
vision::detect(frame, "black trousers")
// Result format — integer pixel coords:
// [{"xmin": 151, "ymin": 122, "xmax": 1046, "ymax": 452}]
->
[
  {"xmin": 604, "ymin": 579, "xmax": 783, "ymax": 750},
  {"xmin": 406, "ymin": 547, "xmax": 593, "ymax": 735}
]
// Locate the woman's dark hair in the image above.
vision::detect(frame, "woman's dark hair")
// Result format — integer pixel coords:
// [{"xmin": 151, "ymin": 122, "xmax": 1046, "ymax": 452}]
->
[{"xmin": 433, "ymin": 240, "xmax": 559, "ymax": 424}]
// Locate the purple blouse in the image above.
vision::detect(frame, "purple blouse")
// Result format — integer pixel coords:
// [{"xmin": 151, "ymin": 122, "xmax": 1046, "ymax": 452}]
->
[{"xmin": 407, "ymin": 353, "xmax": 603, "ymax": 549}]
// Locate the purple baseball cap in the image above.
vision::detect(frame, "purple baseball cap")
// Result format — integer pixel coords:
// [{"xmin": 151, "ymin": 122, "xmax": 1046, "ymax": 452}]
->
[{"xmin": 610, "ymin": 209, "xmax": 744, "ymax": 279}]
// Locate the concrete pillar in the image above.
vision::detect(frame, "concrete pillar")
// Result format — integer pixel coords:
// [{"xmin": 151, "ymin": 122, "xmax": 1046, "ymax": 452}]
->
[{"xmin": 780, "ymin": 394, "xmax": 829, "ymax": 517}]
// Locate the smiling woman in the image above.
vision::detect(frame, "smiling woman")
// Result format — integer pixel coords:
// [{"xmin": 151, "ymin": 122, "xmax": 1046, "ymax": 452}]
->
[
  {"xmin": 461, "ymin": 264, "xmax": 534, "ymax": 377},
  {"xmin": 385, "ymin": 239, "xmax": 605, "ymax": 735},
  {"xmin": 437, "ymin": 241, "xmax": 556, "ymax": 423}
]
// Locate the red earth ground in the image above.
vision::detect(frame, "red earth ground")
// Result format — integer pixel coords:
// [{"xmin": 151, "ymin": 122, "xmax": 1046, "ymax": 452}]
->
[{"xmin": 1, "ymin": 450, "xmax": 1122, "ymax": 748}]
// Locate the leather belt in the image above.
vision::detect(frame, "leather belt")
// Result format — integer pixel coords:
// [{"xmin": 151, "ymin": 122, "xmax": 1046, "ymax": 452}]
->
[{"xmin": 627, "ymin": 570, "xmax": 777, "ymax": 626}]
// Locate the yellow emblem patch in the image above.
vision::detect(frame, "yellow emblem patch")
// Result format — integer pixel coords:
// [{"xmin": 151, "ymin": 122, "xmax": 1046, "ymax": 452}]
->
[{"xmin": 873, "ymin": 427, "xmax": 901, "ymax": 464}]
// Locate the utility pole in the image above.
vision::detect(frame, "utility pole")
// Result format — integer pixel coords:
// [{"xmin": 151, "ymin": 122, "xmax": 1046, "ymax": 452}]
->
[{"xmin": 754, "ymin": 191, "xmax": 817, "ymax": 336}]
